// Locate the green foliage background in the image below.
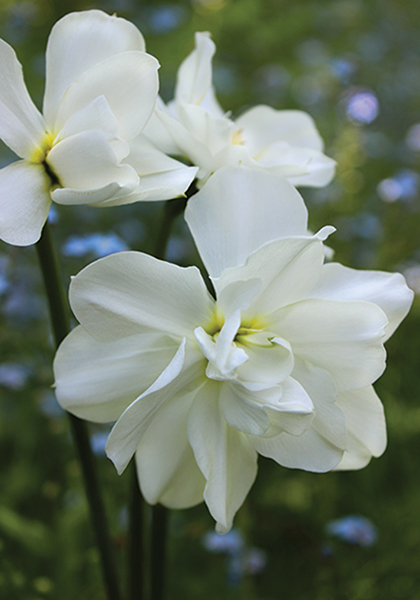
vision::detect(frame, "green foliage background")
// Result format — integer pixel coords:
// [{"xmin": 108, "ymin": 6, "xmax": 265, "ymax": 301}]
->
[{"xmin": 1, "ymin": 0, "xmax": 420, "ymax": 598}]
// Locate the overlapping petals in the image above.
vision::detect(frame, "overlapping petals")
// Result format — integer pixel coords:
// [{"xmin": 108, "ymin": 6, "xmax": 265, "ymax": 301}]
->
[
  {"xmin": 53, "ymin": 166, "xmax": 413, "ymax": 531},
  {"xmin": 0, "ymin": 10, "xmax": 197, "ymax": 246},
  {"xmin": 143, "ymin": 32, "xmax": 336, "ymax": 186}
]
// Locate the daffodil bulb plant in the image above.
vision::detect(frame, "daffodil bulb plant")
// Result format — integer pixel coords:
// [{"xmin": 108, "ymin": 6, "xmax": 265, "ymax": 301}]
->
[
  {"xmin": 54, "ymin": 167, "xmax": 413, "ymax": 533},
  {"xmin": 0, "ymin": 10, "xmax": 197, "ymax": 247},
  {"xmin": 143, "ymin": 32, "xmax": 336, "ymax": 187}
]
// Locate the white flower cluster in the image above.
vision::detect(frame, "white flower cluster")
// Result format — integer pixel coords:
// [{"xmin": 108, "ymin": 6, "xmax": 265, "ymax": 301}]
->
[{"xmin": 0, "ymin": 11, "xmax": 413, "ymax": 532}]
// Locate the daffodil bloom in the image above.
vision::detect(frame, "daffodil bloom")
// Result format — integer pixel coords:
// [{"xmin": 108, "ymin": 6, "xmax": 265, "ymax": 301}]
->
[
  {"xmin": 54, "ymin": 167, "xmax": 413, "ymax": 532},
  {"xmin": 0, "ymin": 10, "xmax": 197, "ymax": 246},
  {"xmin": 143, "ymin": 32, "xmax": 336, "ymax": 186}
]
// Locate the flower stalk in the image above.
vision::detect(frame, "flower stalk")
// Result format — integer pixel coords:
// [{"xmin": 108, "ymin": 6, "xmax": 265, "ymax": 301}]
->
[
  {"xmin": 35, "ymin": 220, "xmax": 122, "ymax": 600},
  {"xmin": 128, "ymin": 462, "xmax": 145, "ymax": 600}
]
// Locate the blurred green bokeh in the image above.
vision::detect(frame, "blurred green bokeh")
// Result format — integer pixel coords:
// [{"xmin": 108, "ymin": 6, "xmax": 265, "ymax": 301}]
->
[{"xmin": 1, "ymin": 0, "xmax": 420, "ymax": 598}]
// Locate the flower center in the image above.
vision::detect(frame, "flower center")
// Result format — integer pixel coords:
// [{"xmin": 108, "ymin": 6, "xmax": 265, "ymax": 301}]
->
[
  {"xmin": 196, "ymin": 310, "xmax": 270, "ymax": 381},
  {"xmin": 231, "ymin": 129, "xmax": 244, "ymax": 146},
  {"xmin": 30, "ymin": 133, "xmax": 61, "ymax": 188}
]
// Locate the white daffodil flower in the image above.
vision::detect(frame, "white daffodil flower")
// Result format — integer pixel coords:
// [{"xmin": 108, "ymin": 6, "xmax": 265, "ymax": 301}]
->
[
  {"xmin": 53, "ymin": 167, "xmax": 413, "ymax": 532},
  {"xmin": 143, "ymin": 32, "xmax": 336, "ymax": 187},
  {"xmin": 0, "ymin": 10, "xmax": 197, "ymax": 246}
]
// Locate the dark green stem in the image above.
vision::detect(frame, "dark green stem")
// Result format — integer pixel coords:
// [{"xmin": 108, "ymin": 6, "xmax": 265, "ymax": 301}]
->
[
  {"xmin": 35, "ymin": 220, "xmax": 122, "ymax": 600},
  {"xmin": 150, "ymin": 505, "xmax": 169, "ymax": 600},
  {"xmin": 128, "ymin": 461, "xmax": 145, "ymax": 600},
  {"xmin": 154, "ymin": 196, "xmax": 188, "ymax": 260}
]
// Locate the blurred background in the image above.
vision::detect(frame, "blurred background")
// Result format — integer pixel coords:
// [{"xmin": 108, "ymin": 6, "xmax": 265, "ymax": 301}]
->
[{"xmin": 1, "ymin": 0, "xmax": 420, "ymax": 598}]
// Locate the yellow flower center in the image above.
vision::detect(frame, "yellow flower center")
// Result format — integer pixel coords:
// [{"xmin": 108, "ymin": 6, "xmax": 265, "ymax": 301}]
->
[
  {"xmin": 30, "ymin": 132, "xmax": 55, "ymax": 164},
  {"xmin": 29, "ymin": 133, "xmax": 61, "ymax": 188},
  {"xmin": 231, "ymin": 129, "xmax": 244, "ymax": 146}
]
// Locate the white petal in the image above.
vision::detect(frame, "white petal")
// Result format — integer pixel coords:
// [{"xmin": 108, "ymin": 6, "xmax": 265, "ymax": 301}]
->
[
  {"xmin": 103, "ymin": 135, "xmax": 197, "ymax": 204},
  {"xmin": 272, "ymin": 299, "xmax": 388, "ymax": 392},
  {"xmin": 188, "ymin": 380, "xmax": 258, "ymax": 532},
  {"xmin": 176, "ymin": 103, "xmax": 232, "ymax": 158},
  {"xmin": 260, "ymin": 377, "xmax": 315, "ymax": 438},
  {"xmin": 236, "ymin": 106, "xmax": 326, "ymax": 153},
  {"xmin": 106, "ymin": 342, "xmax": 203, "ymax": 474},
  {"xmin": 52, "ymin": 182, "xmax": 136, "ymax": 206},
  {"xmin": 53, "ymin": 326, "xmax": 181, "ymax": 422},
  {"xmin": 214, "ymin": 235, "xmax": 326, "ymax": 316},
  {"xmin": 276, "ymin": 147, "xmax": 337, "ymax": 188},
  {"xmin": 43, "ymin": 10, "xmax": 146, "ymax": 125},
  {"xmin": 251, "ymin": 359, "xmax": 346, "ymax": 471},
  {"xmin": 53, "ymin": 51, "xmax": 159, "ymax": 140},
  {"xmin": 252, "ymin": 425, "xmax": 343, "ymax": 472},
  {"xmin": 69, "ymin": 251, "xmax": 214, "ymax": 342},
  {"xmin": 292, "ymin": 358, "xmax": 347, "ymax": 450},
  {"xmin": 142, "ymin": 104, "xmax": 194, "ymax": 156},
  {"xmin": 236, "ymin": 335, "xmax": 294, "ymax": 385},
  {"xmin": 0, "ymin": 161, "xmax": 50, "ymax": 246},
  {"xmin": 185, "ymin": 166, "xmax": 308, "ymax": 278},
  {"xmin": 335, "ymin": 386, "xmax": 387, "ymax": 470},
  {"xmin": 309, "ymin": 262, "xmax": 414, "ymax": 341},
  {"xmin": 47, "ymin": 131, "xmax": 138, "ymax": 190},
  {"xmin": 135, "ymin": 392, "xmax": 206, "ymax": 508},
  {"xmin": 219, "ymin": 382, "xmax": 270, "ymax": 436},
  {"xmin": 0, "ymin": 39, "xmax": 45, "ymax": 159},
  {"xmin": 59, "ymin": 95, "xmax": 129, "ymax": 162},
  {"xmin": 175, "ymin": 32, "xmax": 216, "ymax": 108}
]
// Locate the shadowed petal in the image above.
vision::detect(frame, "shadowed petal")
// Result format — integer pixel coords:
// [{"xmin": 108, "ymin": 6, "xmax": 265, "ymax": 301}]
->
[
  {"xmin": 188, "ymin": 380, "xmax": 258, "ymax": 532},
  {"xmin": 106, "ymin": 342, "xmax": 204, "ymax": 474},
  {"xmin": 335, "ymin": 386, "xmax": 387, "ymax": 470},
  {"xmin": 135, "ymin": 389, "xmax": 206, "ymax": 508},
  {"xmin": 54, "ymin": 326, "xmax": 181, "ymax": 422},
  {"xmin": 0, "ymin": 161, "xmax": 50, "ymax": 246}
]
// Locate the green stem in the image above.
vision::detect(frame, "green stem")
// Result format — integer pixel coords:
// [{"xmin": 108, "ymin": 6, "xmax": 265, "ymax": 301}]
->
[
  {"xmin": 128, "ymin": 461, "xmax": 145, "ymax": 600},
  {"xmin": 35, "ymin": 220, "xmax": 122, "ymax": 600},
  {"xmin": 154, "ymin": 196, "xmax": 188, "ymax": 260},
  {"xmin": 150, "ymin": 505, "xmax": 168, "ymax": 600}
]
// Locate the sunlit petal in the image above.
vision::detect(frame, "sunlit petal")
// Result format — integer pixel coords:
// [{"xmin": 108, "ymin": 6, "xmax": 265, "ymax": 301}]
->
[
  {"xmin": 69, "ymin": 251, "xmax": 214, "ymax": 342},
  {"xmin": 0, "ymin": 39, "xmax": 46, "ymax": 159},
  {"xmin": 44, "ymin": 10, "xmax": 146, "ymax": 126}
]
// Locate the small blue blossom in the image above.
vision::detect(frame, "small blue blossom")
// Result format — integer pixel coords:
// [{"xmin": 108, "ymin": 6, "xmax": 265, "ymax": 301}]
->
[
  {"xmin": 0, "ymin": 362, "xmax": 31, "ymax": 391},
  {"xmin": 326, "ymin": 515, "xmax": 378, "ymax": 547},
  {"xmin": 62, "ymin": 232, "xmax": 128, "ymax": 259},
  {"xmin": 202, "ymin": 529, "xmax": 267, "ymax": 587},
  {"xmin": 344, "ymin": 89, "xmax": 379, "ymax": 124},
  {"xmin": 202, "ymin": 529, "xmax": 245, "ymax": 555}
]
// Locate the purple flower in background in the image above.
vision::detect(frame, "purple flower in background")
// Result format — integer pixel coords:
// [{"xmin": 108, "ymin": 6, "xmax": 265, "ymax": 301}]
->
[{"xmin": 326, "ymin": 515, "xmax": 378, "ymax": 547}]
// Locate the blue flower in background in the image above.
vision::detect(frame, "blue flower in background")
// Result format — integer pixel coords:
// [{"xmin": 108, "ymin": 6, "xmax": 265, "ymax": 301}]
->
[
  {"xmin": 203, "ymin": 529, "xmax": 245, "ymax": 555},
  {"xmin": 326, "ymin": 515, "xmax": 378, "ymax": 547},
  {"xmin": 202, "ymin": 528, "xmax": 267, "ymax": 587},
  {"xmin": 0, "ymin": 362, "xmax": 31, "ymax": 391},
  {"xmin": 62, "ymin": 232, "xmax": 128, "ymax": 259}
]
